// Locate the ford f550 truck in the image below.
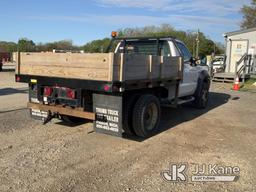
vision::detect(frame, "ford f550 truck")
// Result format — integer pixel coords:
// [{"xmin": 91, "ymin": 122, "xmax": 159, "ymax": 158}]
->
[{"xmin": 15, "ymin": 34, "xmax": 210, "ymax": 138}]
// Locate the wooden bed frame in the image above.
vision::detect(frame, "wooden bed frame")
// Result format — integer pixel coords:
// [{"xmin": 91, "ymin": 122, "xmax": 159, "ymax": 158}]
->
[{"xmin": 16, "ymin": 52, "xmax": 183, "ymax": 82}]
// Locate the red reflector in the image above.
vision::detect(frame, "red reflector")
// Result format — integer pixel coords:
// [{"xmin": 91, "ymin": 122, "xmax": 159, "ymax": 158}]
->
[
  {"xmin": 44, "ymin": 87, "xmax": 53, "ymax": 96},
  {"xmin": 16, "ymin": 76, "xmax": 21, "ymax": 82},
  {"xmin": 66, "ymin": 88, "xmax": 75, "ymax": 99},
  {"xmin": 104, "ymin": 85, "xmax": 111, "ymax": 92}
]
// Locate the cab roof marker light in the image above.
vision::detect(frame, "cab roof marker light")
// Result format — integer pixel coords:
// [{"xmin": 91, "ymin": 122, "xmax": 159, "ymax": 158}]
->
[{"xmin": 111, "ymin": 31, "xmax": 118, "ymax": 38}]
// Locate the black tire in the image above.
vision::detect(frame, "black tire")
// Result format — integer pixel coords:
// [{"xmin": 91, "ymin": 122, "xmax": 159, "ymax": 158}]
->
[
  {"xmin": 193, "ymin": 79, "xmax": 210, "ymax": 109},
  {"xmin": 61, "ymin": 115, "xmax": 85, "ymax": 123},
  {"xmin": 132, "ymin": 94, "xmax": 161, "ymax": 138},
  {"xmin": 0, "ymin": 63, "xmax": 2, "ymax": 72},
  {"xmin": 123, "ymin": 94, "xmax": 140, "ymax": 136}
]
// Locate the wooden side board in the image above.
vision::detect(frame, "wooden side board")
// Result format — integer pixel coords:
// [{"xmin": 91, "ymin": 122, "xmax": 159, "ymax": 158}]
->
[
  {"xmin": 18, "ymin": 52, "xmax": 112, "ymax": 81},
  {"xmin": 118, "ymin": 54, "xmax": 181, "ymax": 81},
  {"xmin": 17, "ymin": 52, "xmax": 182, "ymax": 82}
]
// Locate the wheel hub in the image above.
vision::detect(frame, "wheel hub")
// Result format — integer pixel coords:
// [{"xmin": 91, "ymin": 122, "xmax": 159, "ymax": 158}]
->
[{"xmin": 144, "ymin": 103, "xmax": 158, "ymax": 131}]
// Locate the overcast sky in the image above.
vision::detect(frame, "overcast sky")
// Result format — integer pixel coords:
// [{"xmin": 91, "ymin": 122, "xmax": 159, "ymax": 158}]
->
[{"xmin": 0, "ymin": 0, "xmax": 251, "ymax": 45}]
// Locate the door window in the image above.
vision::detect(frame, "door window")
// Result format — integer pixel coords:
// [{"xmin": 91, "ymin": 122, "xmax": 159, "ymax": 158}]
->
[{"xmin": 176, "ymin": 42, "xmax": 192, "ymax": 62}]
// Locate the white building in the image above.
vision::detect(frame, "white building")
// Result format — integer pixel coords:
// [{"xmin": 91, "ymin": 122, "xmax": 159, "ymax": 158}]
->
[{"xmin": 224, "ymin": 27, "xmax": 256, "ymax": 74}]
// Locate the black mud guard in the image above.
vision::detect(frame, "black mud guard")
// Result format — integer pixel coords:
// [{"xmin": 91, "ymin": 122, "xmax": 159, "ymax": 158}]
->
[{"xmin": 93, "ymin": 94, "xmax": 123, "ymax": 137}]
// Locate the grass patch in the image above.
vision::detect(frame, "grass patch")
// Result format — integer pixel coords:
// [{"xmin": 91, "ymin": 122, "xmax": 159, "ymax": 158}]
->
[{"xmin": 240, "ymin": 78, "xmax": 256, "ymax": 92}]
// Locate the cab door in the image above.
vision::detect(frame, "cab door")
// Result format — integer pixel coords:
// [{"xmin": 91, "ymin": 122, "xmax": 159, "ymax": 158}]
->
[{"xmin": 175, "ymin": 41, "xmax": 199, "ymax": 97}]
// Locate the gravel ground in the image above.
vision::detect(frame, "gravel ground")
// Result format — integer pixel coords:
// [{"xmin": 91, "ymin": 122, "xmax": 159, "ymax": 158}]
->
[{"xmin": 0, "ymin": 70, "xmax": 255, "ymax": 192}]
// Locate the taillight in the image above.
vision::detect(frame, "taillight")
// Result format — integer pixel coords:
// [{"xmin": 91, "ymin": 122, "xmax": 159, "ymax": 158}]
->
[
  {"xmin": 16, "ymin": 76, "xmax": 21, "ymax": 82},
  {"xmin": 101, "ymin": 84, "xmax": 120, "ymax": 92},
  {"xmin": 44, "ymin": 87, "xmax": 53, "ymax": 96},
  {"xmin": 103, "ymin": 84, "xmax": 111, "ymax": 92},
  {"xmin": 66, "ymin": 88, "xmax": 76, "ymax": 99}
]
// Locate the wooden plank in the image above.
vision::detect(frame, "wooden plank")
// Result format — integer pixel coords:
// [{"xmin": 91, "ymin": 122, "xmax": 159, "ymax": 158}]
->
[
  {"xmin": 20, "ymin": 65, "xmax": 109, "ymax": 81},
  {"xmin": 119, "ymin": 53, "xmax": 125, "ymax": 81},
  {"xmin": 16, "ymin": 52, "xmax": 21, "ymax": 74},
  {"xmin": 108, "ymin": 53, "xmax": 114, "ymax": 81},
  {"xmin": 27, "ymin": 102, "xmax": 95, "ymax": 120},
  {"xmin": 123, "ymin": 54, "xmax": 149, "ymax": 81},
  {"xmin": 19, "ymin": 52, "xmax": 112, "ymax": 81},
  {"xmin": 20, "ymin": 52, "xmax": 110, "ymax": 69},
  {"xmin": 125, "ymin": 68, "xmax": 148, "ymax": 80},
  {"xmin": 113, "ymin": 66, "xmax": 121, "ymax": 81},
  {"xmin": 162, "ymin": 57, "xmax": 180, "ymax": 78},
  {"xmin": 151, "ymin": 56, "xmax": 161, "ymax": 79}
]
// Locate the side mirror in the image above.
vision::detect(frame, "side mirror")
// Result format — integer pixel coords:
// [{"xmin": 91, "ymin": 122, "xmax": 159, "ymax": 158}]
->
[
  {"xmin": 198, "ymin": 54, "xmax": 207, "ymax": 66},
  {"xmin": 190, "ymin": 57, "xmax": 197, "ymax": 66},
  {"xmin": 189, "ymin": 56, "xmax": 207, "ymax": 66}
]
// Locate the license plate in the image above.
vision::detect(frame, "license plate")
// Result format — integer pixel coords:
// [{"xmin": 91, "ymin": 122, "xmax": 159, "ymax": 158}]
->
[{"xmin": 31, "ymin": 109, "xmax": 48, "ymax": 120}]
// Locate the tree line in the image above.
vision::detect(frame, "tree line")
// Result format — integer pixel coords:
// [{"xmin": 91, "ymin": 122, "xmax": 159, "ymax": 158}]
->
[
  {"xmin": 1, "ymin": 0, "xmax": 254, "ymax": 56},
  {"xmin": 0, "ymin": 39, "xmax": 80, "ymax": 53},
  {"xmin": 0, "ymin": 25, "xmax": 224, "ymax": 56}
]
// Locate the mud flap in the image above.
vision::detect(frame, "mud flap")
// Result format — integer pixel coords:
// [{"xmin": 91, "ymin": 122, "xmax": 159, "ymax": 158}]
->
[{"xmin": 93, "ymin": 94, "xmax": 123, "ymax": 137}]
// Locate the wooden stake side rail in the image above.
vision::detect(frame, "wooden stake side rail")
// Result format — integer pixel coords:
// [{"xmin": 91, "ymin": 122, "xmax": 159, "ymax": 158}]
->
[
  {"xmin": 16, "ymin": 52, "xmax": 183, "ymax": 82},
  {"xmin": 27, "ymin": 102, "xmax": 96, "ymax": 120}
]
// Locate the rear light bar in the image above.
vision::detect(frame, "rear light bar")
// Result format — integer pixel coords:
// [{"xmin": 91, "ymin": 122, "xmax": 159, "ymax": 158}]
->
[
  {"xmin": 43, "ymin": 86, "xmax": 76, "ymax": 99},
  {"xmin": 101, "ymin": 84, "xmax": 120, "ymax": 92},
  {"xmin": 66, "ymin": 88, "xmax": 76, "ymax": 99},
  {"xmin": 16, "ymin": 76, "xmax": 21, "ymax": 82},
  {"xmin": 103, "ymin": 84, "xmax": 111, "ymax": 92}
]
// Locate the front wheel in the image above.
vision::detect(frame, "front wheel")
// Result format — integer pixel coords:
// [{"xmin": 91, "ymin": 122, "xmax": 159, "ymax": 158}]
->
[
  {"xmin": 193, "ymin": 79, "xmax": 210, "ymax": 109},
  {"xmin": 132, "ymin": 94, "xmax": 161, "ymax": 138}
]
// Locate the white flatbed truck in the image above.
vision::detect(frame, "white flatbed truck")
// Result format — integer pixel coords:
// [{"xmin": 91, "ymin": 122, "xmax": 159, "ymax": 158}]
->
[{"xmin": 15, "ymin": 35, "xmax": 210, "ymax": 138}]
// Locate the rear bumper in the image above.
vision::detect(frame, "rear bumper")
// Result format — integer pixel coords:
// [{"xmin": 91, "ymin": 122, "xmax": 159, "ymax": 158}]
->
[{"xmin": 27, "ymin": 102, "xmax": 95, "ymax": 120}]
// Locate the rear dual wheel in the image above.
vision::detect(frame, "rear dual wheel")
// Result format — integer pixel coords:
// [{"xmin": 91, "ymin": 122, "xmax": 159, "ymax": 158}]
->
[{"xmin": 124, "ymin": 94, "xmax": 161, "ymax": 138}]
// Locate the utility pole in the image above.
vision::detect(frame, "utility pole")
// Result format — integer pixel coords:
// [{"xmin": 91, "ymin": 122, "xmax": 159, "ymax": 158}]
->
[
  {"xmin": 193, "ymin": 41, "xmax": 195, "ymax": 58},
  {"xmin": 196, "ymin": 29, "xmax": 200, "ymax": 58}
]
